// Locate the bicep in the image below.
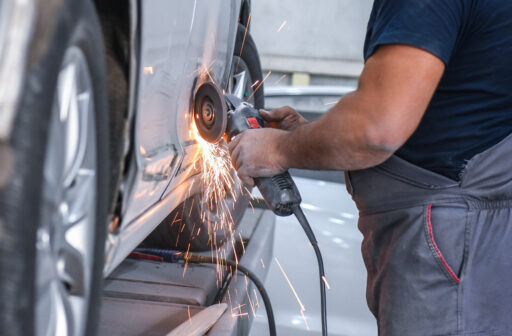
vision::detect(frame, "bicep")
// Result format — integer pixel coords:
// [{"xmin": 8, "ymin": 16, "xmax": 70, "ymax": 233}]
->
[{"xmin": 355, "ymin": 44, "xmax": 445, "ymax": 149}]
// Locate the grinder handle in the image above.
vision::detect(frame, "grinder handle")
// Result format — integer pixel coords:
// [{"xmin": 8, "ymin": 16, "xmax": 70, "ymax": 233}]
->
[
  {"xmin": 254, "ymin": 172, "xmax": 302, "ymax": 217},
  {"xmin": 224, "ymin": 95, "xmax": 301, "ymax": 216}
]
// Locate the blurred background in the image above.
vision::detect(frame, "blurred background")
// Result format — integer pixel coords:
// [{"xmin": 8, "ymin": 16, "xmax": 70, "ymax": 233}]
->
[
  {"xmin": 247, "ymin": 1, "xmax": 378, "ymax": 335},
  {"xmin": 253, "ymin": 0, "xmax": 372, "ymax": 88}
]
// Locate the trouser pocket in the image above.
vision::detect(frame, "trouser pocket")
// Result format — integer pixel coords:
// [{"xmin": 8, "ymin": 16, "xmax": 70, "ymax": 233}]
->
[
  {"xmin": 358, "ymin": 204, "xmax": 467, "ymax": 335},
  {"xmin": 424, "ymin": 204, "xmax": 467, "ymax": 285}
]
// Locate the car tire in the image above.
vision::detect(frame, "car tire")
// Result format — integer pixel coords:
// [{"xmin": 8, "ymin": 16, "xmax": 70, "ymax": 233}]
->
[
  {"xmin": 142, "ymin": 24, "xmax": 264, "ymax": 252},
  {"xmin": 0, "ymin": 1, "xmax": 109, "ymax": 336}
]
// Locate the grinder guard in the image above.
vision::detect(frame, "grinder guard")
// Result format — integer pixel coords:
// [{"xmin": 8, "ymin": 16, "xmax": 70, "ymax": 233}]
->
[{"xmin": 193, "ymin": 82, "xmax": 227, "ymax": 143}]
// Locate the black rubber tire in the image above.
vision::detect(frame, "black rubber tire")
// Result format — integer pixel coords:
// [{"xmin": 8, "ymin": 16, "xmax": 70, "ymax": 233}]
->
[
  {"xmin": 96, "ymin": 4, "xmax": 130, "ymax": 215},
  {"xmin": 0, "ymin": 1, "xmax": 109, "ymax": 335},
  {"xmin": 142, "ymin": 25, "xmax": 264, "ymax": 252}
]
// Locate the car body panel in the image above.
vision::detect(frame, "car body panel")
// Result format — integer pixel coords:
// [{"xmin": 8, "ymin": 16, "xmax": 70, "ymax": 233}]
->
[{"xmin": 106, "ymin": 0, "xmax": 243, "ymax": 274}]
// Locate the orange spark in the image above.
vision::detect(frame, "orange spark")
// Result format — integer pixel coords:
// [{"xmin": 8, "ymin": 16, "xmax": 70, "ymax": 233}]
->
[
  {"xmin": 139, "ymin": 145, "xmax": 147, "ymax": 155},
  {"xmin": 203, "ymin": 65, "xmax": 215, "ymax": 84},
  {"xmin": 232, "ymin": 312, "xmax": 249, "ymax": 318},
  {"xmin": 239, "ymin": 232, "xmax": 245, "ymax": 254},
  {"xmin": 275, "ymin": 257, "xmax": 306, "ymax": 311},
  {"xmin": 322, "ymin": 276, "xmax": 331, "ymax": 290},
  {"xmin": 236, "ymin": 13, "xmax": 252, "ymax": 73},
  {"xmin": 260, "ymin": 258, "xmax": 265, "ymax": 269},
  {"xmin": 277, "ymin": 20, "xmax": 287, "ymax": 32},
  {"xmin": 247, "ymin": 71, "xmax": 271, "ymax": 101},
  {"xmin": 245, "ymin": 276, "xmax": 257, "ymax": 317},
  {"xmin": 182, "ymin": 243, "xmax": 191, "ymax": 278},
  {"xmin": 300, "ymin": 310, "xmax": 311, "ymax": 330},
  {"xmin": 273, "ymin": 74, "xmax": 287, "ymax": 85},
  {"xmin": 182, "ymin": 259, "xmax": 189, "ymax": 278},
  {"xmin": 253, "ymin": 288, "xmax": 260, "ymax": 307}
]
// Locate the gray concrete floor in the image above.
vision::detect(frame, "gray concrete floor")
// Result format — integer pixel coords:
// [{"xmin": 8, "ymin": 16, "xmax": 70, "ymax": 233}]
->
[{"xmin": 249, "ymin": 176, "xmax": 377, "ymax": 336}]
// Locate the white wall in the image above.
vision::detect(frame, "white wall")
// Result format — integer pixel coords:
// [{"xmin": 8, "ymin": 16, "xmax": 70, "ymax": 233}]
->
[{"xmin": 251, "ymin": 0, "xmax": 373, "ymax": 78}]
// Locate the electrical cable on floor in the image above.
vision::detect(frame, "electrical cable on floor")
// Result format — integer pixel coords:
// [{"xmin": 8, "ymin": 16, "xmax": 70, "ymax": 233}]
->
[
  {"xmin": 293, "ymin": 206, "xmax": 328, "ymax": 336},
  {"xmin": 176, "ymin": 253, "xmax": 277, "ymax": 336}
]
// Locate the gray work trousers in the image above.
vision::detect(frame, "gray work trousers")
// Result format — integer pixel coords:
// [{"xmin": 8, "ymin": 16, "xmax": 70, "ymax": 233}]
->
[{"xmin": 346, "ymin": 133, "xmax": 512, "ymax": 336}]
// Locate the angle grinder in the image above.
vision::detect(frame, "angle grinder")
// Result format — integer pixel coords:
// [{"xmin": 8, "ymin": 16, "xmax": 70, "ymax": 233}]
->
[
  {"xmin": 193, "ymin": 82, "xmax": 328, "ymax": 336},
  {"xmin": 193, "ymin": 82, "xmax": 301, "ymax": 215}
]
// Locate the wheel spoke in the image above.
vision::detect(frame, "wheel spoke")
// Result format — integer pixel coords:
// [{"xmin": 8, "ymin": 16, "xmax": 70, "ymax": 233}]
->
[
  {"xmin": 58, "ymin": 63, "xmax": 90, "ymax": 188},
  {"xmin": 36, "ymin": 239, "xmax": 55, "ymax": 290},
  {"xmin": 232, "ymin": 70, "xmax": 247, "ymax": 99},
  {"xmin": 58, "ymin": 240, "xmax": 86, "ymax": 296},
  {"xmin": 229, "ymin": 56, "xmax": 255, "ymax": 105},
  {"xmin": 65, "ymin": 169, "xmax": 95, "ymax": 226},
  {"xmin": 43, "ymin": 101, "xmax": 68, "ymax": 203},
  {"xmin": 54, "ymin": 281, "xmax": 74, "ymax": 336}
]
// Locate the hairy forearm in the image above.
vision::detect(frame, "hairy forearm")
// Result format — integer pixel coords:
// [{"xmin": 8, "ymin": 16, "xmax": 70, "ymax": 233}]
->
[
  {"xmin": 277, "ymin": 91, "xmax": 398, "ymax": 171},
  {"xmin": 239, "ymin": 45, "xmax": 444, "ymax": 175}
]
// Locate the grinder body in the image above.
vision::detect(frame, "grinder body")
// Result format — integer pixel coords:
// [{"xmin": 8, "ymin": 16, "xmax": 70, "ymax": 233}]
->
[{"xmin": 224, "ymin": 94, "xmax": 301, "ymax": 217}]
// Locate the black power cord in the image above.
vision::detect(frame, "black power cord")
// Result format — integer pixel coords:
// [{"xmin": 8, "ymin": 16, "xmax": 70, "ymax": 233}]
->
[
  {"xmin": 178, "ymin": 253, "xmax": 277, "ymax": 336},
  {"xmin": 293, "ymin": 206, "xmax": 328, "ymax": 336}
]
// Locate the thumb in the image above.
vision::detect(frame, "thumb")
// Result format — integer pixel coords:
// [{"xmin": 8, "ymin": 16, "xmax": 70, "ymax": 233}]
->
[
  {"xmin": 259, "ymin": 108, "xmax": 288, "ymax": 122},
  {"xmin": 258, "ymin": 109, "xmax": 273, "ymax": 120}
]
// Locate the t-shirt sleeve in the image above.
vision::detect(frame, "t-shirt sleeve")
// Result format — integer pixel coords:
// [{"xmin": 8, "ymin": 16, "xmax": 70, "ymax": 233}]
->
[{"xmin": 364, "ymin": 0, "xmax": 464, "ymax": 65}]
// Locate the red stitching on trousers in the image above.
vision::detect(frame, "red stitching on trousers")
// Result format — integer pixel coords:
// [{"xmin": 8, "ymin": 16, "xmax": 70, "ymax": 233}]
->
[{"xmin": 427, "ymin": 204, "xmax": 461, "ymax": 284}]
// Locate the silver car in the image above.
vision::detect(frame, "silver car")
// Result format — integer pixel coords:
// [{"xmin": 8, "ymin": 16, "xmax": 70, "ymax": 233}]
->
[{"xmin": 0, "ymin": 1, "xmax": 263, "ymax": 335}]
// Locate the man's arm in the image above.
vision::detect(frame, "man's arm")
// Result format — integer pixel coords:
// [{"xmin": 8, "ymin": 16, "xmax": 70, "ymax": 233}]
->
[{"xmin": 229, "ymin": 44, "xmax": 446, "ymax": 185}]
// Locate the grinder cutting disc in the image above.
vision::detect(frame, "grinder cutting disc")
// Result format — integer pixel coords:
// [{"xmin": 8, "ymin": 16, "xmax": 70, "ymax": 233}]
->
[{"xmin": 193, "ymin": 82, "xmax": 227, "ymax": 143}]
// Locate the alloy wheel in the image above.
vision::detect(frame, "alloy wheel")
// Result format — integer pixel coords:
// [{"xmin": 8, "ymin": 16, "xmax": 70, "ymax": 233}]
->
[{"xmin": 35, "ymin": 46, "xmax": 97, "ymax": 336}]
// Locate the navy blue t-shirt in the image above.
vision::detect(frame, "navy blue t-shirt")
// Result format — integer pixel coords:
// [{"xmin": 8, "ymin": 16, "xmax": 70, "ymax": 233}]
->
[{"xmin": 364, "ymin": 0, "xmax": 512, "ymax": 180}]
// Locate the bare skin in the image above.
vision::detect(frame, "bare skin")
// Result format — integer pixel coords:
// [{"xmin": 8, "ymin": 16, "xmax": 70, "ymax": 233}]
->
[{"xmin": 228, "ymin": 44, "xmax": 446, "ymax": 186}]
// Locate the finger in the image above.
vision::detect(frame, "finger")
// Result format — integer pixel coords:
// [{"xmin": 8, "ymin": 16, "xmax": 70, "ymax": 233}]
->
[
  {"xmin": 259, "ymin": 109, "xmax": 271, "ymax": 117},
  {"xmin": 259, "ymin": 107, "xmax": 291, "ymax": 122},
  {"xmin": 227, "ymin": 134, "xmax": 242, "ymax": 153},
  {"xmin": 246, "ymin": 177, "xmax": 255, "ymax": 187},
  {"xmin": 240, "ymin": 175, "xmax": 254, "ymax": 187},
  {"xmin": 237, "ymin": 168, "xmax": 255, "ymax": 187},
  {"xmin": 259, "ymin": 109, "xmax": 278, "ymax": 122},
  {"xmin": 230, "ymin": 145, "xmax": 242, "ymax": 170},
  {"xmin": 259, "ymin": 110, "xmax": 272, "ymax": 128}
]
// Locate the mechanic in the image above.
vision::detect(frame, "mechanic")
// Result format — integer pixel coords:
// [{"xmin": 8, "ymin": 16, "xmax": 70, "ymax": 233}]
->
[{"xmin": 228, "ymin": 0, "xmax": 512, "ymax": 335}]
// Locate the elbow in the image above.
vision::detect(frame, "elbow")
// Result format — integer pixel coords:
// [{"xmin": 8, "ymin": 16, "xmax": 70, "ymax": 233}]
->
[{"xmin": 364, "ymin": 124, "xmax": 404, "ymax": 156}]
